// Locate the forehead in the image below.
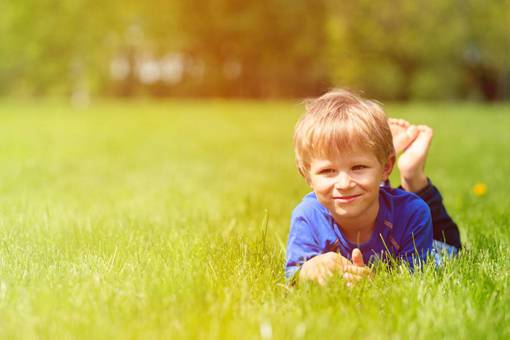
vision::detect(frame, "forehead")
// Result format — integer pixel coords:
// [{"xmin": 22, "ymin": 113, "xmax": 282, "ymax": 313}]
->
[{"xmin": 310, "ymin": 144, "xmax": 380, "ymax": 167}]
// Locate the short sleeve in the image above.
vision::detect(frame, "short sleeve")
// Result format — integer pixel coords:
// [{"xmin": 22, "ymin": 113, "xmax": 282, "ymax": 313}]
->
[
  {"xmin": 285, "ymin": 213, "xmax": 321, "ymax": 281},
  {"xmin": 398, "ymin": 201, "xmax": 433, "ymax": 270}
]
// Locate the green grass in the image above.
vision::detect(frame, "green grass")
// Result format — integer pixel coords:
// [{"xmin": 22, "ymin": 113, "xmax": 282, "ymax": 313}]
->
[{"xmin": 0, "ymin": 99, "xmax": 508, "ymax": 339}]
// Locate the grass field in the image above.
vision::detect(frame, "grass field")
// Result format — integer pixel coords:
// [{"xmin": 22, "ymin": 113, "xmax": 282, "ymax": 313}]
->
[{"xmin": 0, "ymin": 99, "xmax": 508, "ymax": 339}]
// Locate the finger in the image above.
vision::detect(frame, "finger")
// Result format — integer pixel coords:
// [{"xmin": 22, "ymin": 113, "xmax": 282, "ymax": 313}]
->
[
  {"xmin": 324, "ymin": 253, "xmax": 351, "ymax": 273},
  {"xmin": 340, "ymin": 255, "xmax": 353, "ymax": 265},
  {"xmin": 318, "ymin": 265, "xmax": 331, "ymax": 284},
  {"xmin": 343, "ymin": 272, "xmax": 362, "ymax": 282},
  {"xmin": 352, "ymin": 248, "xmax": 364, "ymax": 267},
  {"xmin": 345, "ymin": 266, "xmax": 371, "ymax": 277},
  {"xmin": 326, "ymin": 252, "xmax": 352, "ymax": 266},
  {"xmin": 329, "ymin": 257, "xmax": 347, "ymax": 273},
  {"xmin": 323, "ymin": 267, "xmax": 333, "ymax": 279},
  {"xmin": 344, "ymin": 264, "xmax": 371, "ymax": 276}
]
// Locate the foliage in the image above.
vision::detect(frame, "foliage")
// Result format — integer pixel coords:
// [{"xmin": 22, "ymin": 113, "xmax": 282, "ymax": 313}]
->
[
  {"xmin": 0, "ymin": 0, "xmax": 509, "ymax": 99},
  {"xmin": 175, "ymin": 0, "xmax": 329, "ymax": 98},
  {"xmin": 327, "ymin": 0, "xmax": 510, "ymax": 100}
]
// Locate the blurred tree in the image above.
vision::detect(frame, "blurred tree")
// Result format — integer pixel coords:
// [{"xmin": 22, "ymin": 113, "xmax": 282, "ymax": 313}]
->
[
  {"xmin": 325, "ymin": 0, "xmax": 510, "ymax": 101},
  {"xmin": 0, "ymin": 0, "xmax": 508, "ymax": 100},
  {"xmin": 461, "ymin": 0, "xmax": 510, "ymax": 101},
  {"xmin": 326, "ymin": 0, "xmax": 466, "ymax": 100},
  {"xmin": 0, "ymin": 0, "xmax": 126, "ymax": 97},
  {"xmin": 173, "ymin": 0, "xmax": 330, "ymax": 97}
]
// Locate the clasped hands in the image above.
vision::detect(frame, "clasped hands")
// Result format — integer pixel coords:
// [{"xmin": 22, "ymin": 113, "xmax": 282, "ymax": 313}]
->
[{"xmin": 299, "ymin": 248, "xmax": 372, "ymax": 287}]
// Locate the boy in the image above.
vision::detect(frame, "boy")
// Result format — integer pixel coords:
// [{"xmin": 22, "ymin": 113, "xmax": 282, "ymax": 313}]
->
[{"xmin": 286, "ymin": 89, "xmax": 461, "ymax": 286}]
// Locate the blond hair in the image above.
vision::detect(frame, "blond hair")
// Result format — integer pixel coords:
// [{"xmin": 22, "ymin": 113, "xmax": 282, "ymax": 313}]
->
[{"xmin": 294, "ymin": 89, "xmax": 394, "ymax": 179}]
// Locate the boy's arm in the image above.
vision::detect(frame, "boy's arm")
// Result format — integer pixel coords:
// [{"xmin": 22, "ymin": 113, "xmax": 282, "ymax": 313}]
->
[
  {"xmin": 286, "ymin": 213, "xmax": 353, "ymax": 285},
  {"xmin": 285, "ymin": 214, "xmax": 321, "ymax": 281},
  {"xmin": 398, "ymin": 202, "xmax": 433, "ymax": 270}
]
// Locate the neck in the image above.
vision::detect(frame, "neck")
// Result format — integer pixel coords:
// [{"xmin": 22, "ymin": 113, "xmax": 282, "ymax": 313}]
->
[{"xmin": 333, "ymin": 200, "xmax": 380, "ymax": 245}]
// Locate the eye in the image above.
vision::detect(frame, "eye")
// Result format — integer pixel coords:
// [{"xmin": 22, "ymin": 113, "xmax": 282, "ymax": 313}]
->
[
  {"xmin": 352, "ymin": 165, "xmax": 368, "ymax": 171},
  {"xmin": 319, "ymin": 168, "xmax": 336, "ymax": 175}
]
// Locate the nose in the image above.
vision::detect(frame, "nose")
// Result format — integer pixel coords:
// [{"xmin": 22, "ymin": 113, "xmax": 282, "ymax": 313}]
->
[{"xmin": 334, "ymin": 171, "xmax": 353, "ymax": 190}]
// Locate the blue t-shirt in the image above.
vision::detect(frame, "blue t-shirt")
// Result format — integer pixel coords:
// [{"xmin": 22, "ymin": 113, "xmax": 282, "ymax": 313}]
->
[{"xmin": 285, "ymin": 186, "xmax": 433, "ymax": 279}]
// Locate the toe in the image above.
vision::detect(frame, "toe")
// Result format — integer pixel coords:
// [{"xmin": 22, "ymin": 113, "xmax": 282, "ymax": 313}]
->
[
  {"xmin": 416, "ymin": 125, "xmax": 433, "ymax": 137},
  {"xmin": 406, "ymin": 125, "xmax": 419, "ymax": 140},
  {"xmin": 399, "ymin": 119, "xmax": 410, "ymax": 128}
]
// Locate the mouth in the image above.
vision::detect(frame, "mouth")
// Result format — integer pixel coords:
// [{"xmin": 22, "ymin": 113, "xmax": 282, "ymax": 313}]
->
[{"xmin": 333, "ymin": 194, "xmax": 362, "ymax": 203}]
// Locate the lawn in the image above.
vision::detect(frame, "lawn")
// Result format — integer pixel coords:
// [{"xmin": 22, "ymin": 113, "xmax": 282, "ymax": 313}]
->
[{"xmin": 0, "ymin": 99, "xmax": 508, "ymax": 339}]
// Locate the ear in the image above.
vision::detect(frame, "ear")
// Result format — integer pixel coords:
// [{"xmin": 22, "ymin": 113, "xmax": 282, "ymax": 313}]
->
[
  {"xmin": 382, "ymin": 153, "xmax": 396, "ymax": 180},
  {"xmin": 306, "ymin": 176, "xmax": 313, "ymax": 188},
  {"xmin": 297, "ymin": 161, "xmax": 312, "ymax": 187},
  {"xmin": 303, "ymin": 171, "xmax": 312, "ymax": 188}
]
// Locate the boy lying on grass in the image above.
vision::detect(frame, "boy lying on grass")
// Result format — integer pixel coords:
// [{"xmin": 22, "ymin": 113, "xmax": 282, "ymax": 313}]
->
[{"xmin": 286, "ymin": 89, "xmax": 461, "ymax": 286}]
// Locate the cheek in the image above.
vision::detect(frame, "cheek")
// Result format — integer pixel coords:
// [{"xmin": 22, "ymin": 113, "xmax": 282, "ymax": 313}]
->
[
  {"xmin": 352, "ymin": 171, "xmax": 381, "ymax": 186},
  {"xmin": 351, "ymin": 171, "xmax": 372, "ymax": 182},
  {"xmin": 312, "ymin": 177, "xmax": 334, "ymax": 193}
]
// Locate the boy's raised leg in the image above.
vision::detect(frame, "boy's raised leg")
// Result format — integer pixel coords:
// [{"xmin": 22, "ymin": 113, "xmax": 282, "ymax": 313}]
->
[
  {"xmin": 394, "ymin": 124, "xmax": 462, "ymax": 249},
  {"xmin": 397, "ymin": 125, "xmax": 432, "ymax": 192}
]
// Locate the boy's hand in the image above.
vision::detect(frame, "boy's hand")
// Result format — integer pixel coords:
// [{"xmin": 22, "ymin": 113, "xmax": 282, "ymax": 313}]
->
[
  {"xmin": 299, "ymin": 252, "xmax": 351, "ymax": 286},
  {"xmin": 342, "ymin": 248, "xmax": 373, "ymax": 287}
]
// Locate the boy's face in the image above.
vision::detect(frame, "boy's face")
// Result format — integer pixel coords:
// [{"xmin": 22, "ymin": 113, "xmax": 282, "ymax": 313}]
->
[{"xmin": 307, "ymin": 145, "xmax": 394, "ymax": 225}]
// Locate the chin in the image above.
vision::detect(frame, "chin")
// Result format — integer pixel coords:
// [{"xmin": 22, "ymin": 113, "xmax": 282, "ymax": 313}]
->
[{"xmin": 333, "ymin": 208, "xmax": 361, "ymax": 219}]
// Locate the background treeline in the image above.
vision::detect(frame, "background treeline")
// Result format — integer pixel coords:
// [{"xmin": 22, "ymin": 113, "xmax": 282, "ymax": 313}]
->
[{"xmin": 1, "ymin": 0, "xmax": 509, "ymax": 101}]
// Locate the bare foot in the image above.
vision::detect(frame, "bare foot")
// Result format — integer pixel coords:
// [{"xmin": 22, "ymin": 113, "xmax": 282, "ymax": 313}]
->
[
  {"xmin": 388, "ymin": 118, "xmax": 419, "ymax": 154},
  {"xmin": 398, "ymin": 125, "xmax": 433, "ymax": 192}
]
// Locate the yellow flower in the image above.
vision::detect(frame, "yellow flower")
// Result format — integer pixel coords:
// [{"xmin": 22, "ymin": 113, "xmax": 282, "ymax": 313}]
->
[{"xmin": 472, "ymin": 182, "xmax": 487, "ymax": 197}]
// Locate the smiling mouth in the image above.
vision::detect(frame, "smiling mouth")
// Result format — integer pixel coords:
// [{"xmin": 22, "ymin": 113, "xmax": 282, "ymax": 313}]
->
[{"xmin": 333, "ymin": 194, "xmax": 362, "ymax": 202}]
